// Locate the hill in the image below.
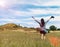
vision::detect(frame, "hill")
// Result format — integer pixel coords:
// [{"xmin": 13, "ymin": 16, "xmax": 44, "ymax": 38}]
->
[
  {"xmin": 0, "ymin": 23, "xmax": 35, "ymax": 32},
  {"xmin": 0, "ymin": 23, "xmax": 21, "ymax": 30}
]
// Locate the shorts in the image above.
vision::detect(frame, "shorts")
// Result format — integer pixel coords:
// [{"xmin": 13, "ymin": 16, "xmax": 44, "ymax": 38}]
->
[{"xmin": 40, "ymin": 30, "xmax": 46, "ymax": 35}]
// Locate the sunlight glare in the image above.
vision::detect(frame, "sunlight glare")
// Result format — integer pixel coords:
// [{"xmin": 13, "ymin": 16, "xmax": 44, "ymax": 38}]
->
[{"xmin": 0, "ymin": 0, "xmax": 6, "ymax": 8}]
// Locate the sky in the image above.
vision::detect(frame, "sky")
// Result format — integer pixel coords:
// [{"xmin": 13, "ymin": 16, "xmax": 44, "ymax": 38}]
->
[{"xmin": 0, "ymin": 0, "xmax": 60, "ymax": 28}]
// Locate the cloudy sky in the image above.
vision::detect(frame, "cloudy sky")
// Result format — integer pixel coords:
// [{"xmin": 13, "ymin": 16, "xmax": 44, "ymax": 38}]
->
[{"xmin": 0, "ymin": 0, "xmax": 60, "ymax": 28}]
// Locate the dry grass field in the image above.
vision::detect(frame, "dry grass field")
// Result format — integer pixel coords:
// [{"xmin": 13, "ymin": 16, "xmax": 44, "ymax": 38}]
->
[{"xmin": 0, "ymin": 30, "xmax": 60, "ymax": 47}]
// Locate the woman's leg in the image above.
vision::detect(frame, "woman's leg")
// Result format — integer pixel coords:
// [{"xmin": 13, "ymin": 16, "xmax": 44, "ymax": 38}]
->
[
  {"xmin": 43, "ymin": 35, "xmax": 46, "ymax": 40},
  {"xmin": 41, "ymin": 34, "xmax": 44, "ymax": 40},
  {"xmin": 43, "ymin": 33, "xmax": 46, "ymax": 40}
]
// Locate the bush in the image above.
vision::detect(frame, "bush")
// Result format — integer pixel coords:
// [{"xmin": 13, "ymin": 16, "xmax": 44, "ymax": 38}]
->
[
  {"xmin": 57, "ymin": 28, "xmax": 60, "ymax": 31},
  {"xmin": 49, "ymin": 25, "xmax": 57, "ymax": 31}
]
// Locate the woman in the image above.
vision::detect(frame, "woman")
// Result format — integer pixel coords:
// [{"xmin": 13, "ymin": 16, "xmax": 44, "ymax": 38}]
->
[{"xmin": 32, "ymin": 16, "xmax": 54, "ymax": 40}]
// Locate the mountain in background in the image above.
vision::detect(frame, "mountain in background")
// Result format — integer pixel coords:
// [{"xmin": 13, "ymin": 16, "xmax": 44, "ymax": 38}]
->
[{"xmin": 0, "ymin": 23, "xmax": 35, "ymax": 31}]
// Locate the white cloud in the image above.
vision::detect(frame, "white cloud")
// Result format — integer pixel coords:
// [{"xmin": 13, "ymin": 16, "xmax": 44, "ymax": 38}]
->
[
  {"xmin": 29, "ymin": 8, "xmax": 60, "ymax": 15},
  {"xmin": 8, "ymin": 9, "xmax": 31, "ymax": 16},
  {"xmin": 33, "ymin": 0, "xmax": 60, "ymax": 6},
  {"xmin": 1, "ymin": 0, "xmax": 60, "ymax": 9},
  {"xmin": 42, "ymin": 0, "xmax": 60, "ymax": 6},
  {"xmin": 15, "ymin": 0, "xmax": 60, "ymax": 6},
  {"xmin": 0, "ymin": 18, "xmax": 21, "ymax": 23},
  {"xmin": 16, "ymin": 0, "xmax": 60, "ymax": 6},
  {"xmin": 8, "ymin": 8, "xmax": 60, "ymax": 17}
]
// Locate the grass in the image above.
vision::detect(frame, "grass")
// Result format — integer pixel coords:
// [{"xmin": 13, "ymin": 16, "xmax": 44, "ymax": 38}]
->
[{"xmin": 0, "ymin": 30, "xmax": 60, "ymax": 47}]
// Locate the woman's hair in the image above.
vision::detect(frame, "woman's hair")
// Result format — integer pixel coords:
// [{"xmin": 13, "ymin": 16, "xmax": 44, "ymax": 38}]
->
[{"xmin": 40, "ymin": 18, "xmax": 45, "ymax": 27}]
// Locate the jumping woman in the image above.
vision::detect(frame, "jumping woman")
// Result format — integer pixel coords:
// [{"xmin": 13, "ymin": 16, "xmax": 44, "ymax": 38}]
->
[{"xmin": 32, "ymin": 16, "xmax": 54, "ymax": 40}]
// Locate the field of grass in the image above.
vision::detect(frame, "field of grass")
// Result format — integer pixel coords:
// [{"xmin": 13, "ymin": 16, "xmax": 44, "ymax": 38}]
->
[{"xmin": 0, "ymin": 30, "xmax": 60, "ymax": 47}]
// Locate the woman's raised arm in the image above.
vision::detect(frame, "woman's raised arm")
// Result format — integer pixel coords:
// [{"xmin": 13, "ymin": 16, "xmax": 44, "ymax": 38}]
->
[
  {"xmin": 32, "ymin": 16, "xmax": 40, "ymax": 24},
  {"xmin": 45, "ymin": 16, "xmax": 54, "ymax": 23}
]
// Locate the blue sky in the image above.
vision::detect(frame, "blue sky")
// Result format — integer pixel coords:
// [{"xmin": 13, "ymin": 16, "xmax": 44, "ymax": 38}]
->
[{"xmin": 0, "ymin": 0, "xmax": 60, "ymax": 28}]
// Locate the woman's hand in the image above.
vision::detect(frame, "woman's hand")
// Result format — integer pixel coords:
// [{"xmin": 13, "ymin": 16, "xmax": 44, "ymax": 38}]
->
[
  {"xmin": 32, "ymin": 16, "xmax": 34, "ymax": 18},
  {"xmin": 32, "ymin": 16, "xmax": 35, "ymax": 19},
  {"xmin": 51, "ymin": 16, "xmax": 54, "ymax": 18}
]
